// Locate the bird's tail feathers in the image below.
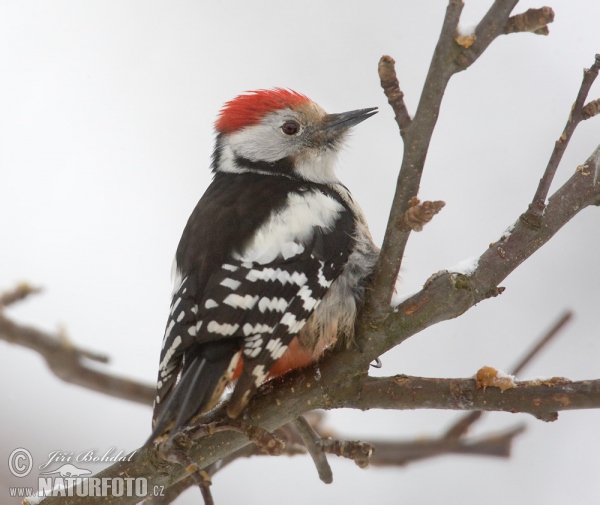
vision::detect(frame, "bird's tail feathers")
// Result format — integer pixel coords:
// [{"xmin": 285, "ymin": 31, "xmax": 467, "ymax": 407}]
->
[{"xmin": 148, "ymin": 341, "xmax": 241, "ymax": 444}]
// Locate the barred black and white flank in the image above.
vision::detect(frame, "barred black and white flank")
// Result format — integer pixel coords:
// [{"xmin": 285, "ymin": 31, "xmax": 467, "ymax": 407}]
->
[{"xmin": 150, "ymin": 89, "xmax": 379, "ymax": 442}]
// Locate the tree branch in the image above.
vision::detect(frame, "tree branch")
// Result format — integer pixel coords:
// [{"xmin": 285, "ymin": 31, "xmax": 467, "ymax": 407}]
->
[
  {"xmin": 32, "ymin": 371, "xmax": 600, "ymax": 505},
  {"xmin": 291, "ymin": 416, "xmax": 333, "ymax": 484},
  {"xmin": 365, "ymin": 0, "xmax": 532, "ymax": 317},
  {"xmin": 0, "ymin": 302, "xmax": 154, "ymax": 406},
  {"xmin": 352, "ymin": 375, "xmax": 600, "ymax": 421},
  {"xmin": 20, "ymin": 4, "xmax": 600, "ymax": 502},
  {"xmin": 378, "ymin": 55, "xmax": 411, "ymax": 134},
  {"xmin": 504, "ymin": 7, "xmax": 555, "ymax": 35},
  {"xmin": 525, "ymin": 54, "xmax": 600, "ymax": 225},
  {"xmin": 22, "ymin": 118, "xmax": 600, "ymax": 505},
  {"xmin": 443, "ymin": 310, "xmax": 573, "ymax": 439},
  {"xmin": 0, "ymin": 283, "xmax": 42, "ymax": 307},
  {"xmin": 370, "ymin": 425, "xmax": 526, "ymax": 466}
]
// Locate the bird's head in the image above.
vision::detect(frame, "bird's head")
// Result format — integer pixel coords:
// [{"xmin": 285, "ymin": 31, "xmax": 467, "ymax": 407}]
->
[{"xmin": 211, "ymin": 88, "xmax": 377, "ymax": 183}]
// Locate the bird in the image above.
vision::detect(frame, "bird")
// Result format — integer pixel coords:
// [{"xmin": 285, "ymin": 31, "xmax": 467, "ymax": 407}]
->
[{"xmin": 149, "ymin": 88, "xmax": 379, "ymax": 442}]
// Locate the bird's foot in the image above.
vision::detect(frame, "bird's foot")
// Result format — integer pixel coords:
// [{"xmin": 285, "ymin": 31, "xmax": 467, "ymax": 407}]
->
[
  {"xmin": 177, "ymin": 418, "xmax": 285, "ymax": 456},
  {"xmin": 158, "ymin": 434, "xmax": 214, "ymax": 505}
]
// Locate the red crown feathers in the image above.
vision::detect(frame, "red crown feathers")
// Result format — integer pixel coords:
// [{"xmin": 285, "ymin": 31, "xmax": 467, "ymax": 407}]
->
[{"xmin": 215, "ymin": 88, "xmax": 310, "ymax": 134}]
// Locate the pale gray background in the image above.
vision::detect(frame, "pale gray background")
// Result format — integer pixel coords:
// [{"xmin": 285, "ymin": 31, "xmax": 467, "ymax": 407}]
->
[{"xmin": 1, "ymin": 1, "xmax": 599, "ymax": 504}]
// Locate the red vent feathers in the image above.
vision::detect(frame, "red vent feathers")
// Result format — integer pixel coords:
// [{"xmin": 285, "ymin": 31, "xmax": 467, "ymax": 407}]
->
[{"xmin": 215, "ymin": 88, "xmax": 310, "ymax": 134}]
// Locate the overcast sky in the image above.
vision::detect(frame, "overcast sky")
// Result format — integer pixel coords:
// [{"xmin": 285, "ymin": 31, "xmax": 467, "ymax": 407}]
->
[{"xmin": 1, "ymin": 1, "xmax": 599, "ymax": 504}]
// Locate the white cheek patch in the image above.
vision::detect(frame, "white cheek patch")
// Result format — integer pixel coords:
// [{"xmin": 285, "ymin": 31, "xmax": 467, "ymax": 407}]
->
[{"xmin": 226, "ymin": 109, "xmax": 297, "ymax": 163}]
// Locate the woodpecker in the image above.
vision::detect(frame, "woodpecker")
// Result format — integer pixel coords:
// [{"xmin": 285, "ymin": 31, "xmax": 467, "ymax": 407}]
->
[{"xmin": 150, "ymin": 88, "xmax": 379, "ymax": 442}]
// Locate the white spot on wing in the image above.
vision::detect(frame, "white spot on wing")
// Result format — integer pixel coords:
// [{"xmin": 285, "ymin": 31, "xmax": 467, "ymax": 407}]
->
[
  {"xmin": 266, "ymin": 338, "xmax": 288, "ymax": 360},
  {"xmin": 222, "ymin": 264, "xmax": 239, "ymax": 272},
  {"xmin": 258, "ymin": 296, "xmax": 288, "ymax": 313},
  {"xmin": 298, "ymin": 285, "xmax": 318, "ymax": 311},
  {"xmin": 243, "ymin": 346, "xmax": 262, "ymax": 358},
  {"xmin": 220, "ymin": 278, "xmax": 241, "ymax": 290},
  {"xmin": 224, "ymin": 294, "xmax": 259, "ymax": 309},
  {"xmin": 251, "ymin": 364, "xmax": 269, "ymax": 387},
  {"xmin": 170, "ymin": 297, "xmax": 181, "ymax": 315},
  {"xmin": 280, "ymin": 312, "xmax": 306, "ymax": 334},
  {"xmin": 246, "ymin": 268, "xmax": 307, "ymax": 286},
  {"xmin": 207, "ymin": 321, "xmax": 239, "ymax": 336},
  {"xmin": 159, "ymin": 335, "xmax": 182, "ymax": 371},
  {"xmin": 164, "ymin": 320, "xmax": 175, "ymax": 339},
  {"xmin": 205, "ymin": 299, "xmax": 219, "ymax": 309},
  {"xmin": 243, "ymin": 323, "xmax": 274, "ymax": 336},
  {"xmin": 317, "ymin": 261, "xmax": 333, "ymax": 288},
  {"xmin": 162, "ymin": 319, "xmax": 175, "ymax": 347}
]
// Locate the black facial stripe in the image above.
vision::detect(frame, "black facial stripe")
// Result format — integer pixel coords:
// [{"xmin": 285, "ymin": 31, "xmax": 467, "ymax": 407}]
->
[{"xmin": 234, "ymin": 155, "xmax": 296, "ymax": 175}]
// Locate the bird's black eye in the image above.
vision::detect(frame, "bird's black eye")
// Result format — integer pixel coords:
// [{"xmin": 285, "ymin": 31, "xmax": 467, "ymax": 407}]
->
[{"xmin": 281, "ymin": 121, "xmax": 299, "ymax": 136}]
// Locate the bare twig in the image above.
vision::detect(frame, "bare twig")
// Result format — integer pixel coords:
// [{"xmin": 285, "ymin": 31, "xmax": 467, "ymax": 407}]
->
[
  {"xmin": 321, "ymin": 438, "xmax": 374, "ymax": 469},
  {"xmin": 582, "ymin": 98, "xmax": 600, "ymax": 120},
  {"xmin": 378, "ymin": 55, "xmax": 411, "ymax": 133},
  {"xmin": 456, "ymin": 0, "xmax": 519, "ymax": 70},
  {"xmin": 365, "ymin": 0, "xmax": 527, "ymax": 318},
  {"xmin": 365, "ymin": 0, "xmax": 465, "ymax": 318},
  {"xmin": 525, "ymin": 54, "xmax": 600, "ymax": 225},
  {"xmin": 444, "ymin": 411, "xmax": 483, "ymax": 439},
  {"xmin": 34, "ymin": 370, "xmax": 600, "ymax": 505},
  {"xmin": 444, "ymin": 310, "xmax": 573, "ymax": 439},
  {"xmin": 0, "ymin": 311, "xmax": 155, "ymax": 406},
  {"xmin": 291, "ymin": 416, "xmax": 333, "ymax": 484},
  {"xmin": 510, "ymin": 311, "xmax": 573, "ymax": 375},
  {"xmin": 504, "ymin": 7, "xmax": 555, "ymax": 35},
  {"xmin": 371, "ymin": 425, "xmax": 526, "ymax": 466},
  {"xmin": 0, "ymin": 283, "xmax": 42, "ymax": 308}
]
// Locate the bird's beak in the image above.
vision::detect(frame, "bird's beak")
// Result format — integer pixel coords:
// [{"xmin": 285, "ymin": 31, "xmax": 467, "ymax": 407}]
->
[{"xmin": 321, "ymin": 107, "xmax": 378, "ymax": 135}]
